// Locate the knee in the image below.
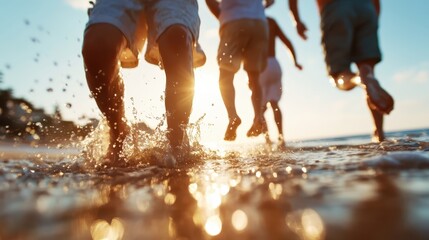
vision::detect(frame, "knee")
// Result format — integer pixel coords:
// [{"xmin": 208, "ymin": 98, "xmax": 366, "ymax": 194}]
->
[
  {"xmin": 247, "ymin": 71, "xmax": 260, "ymax": 91},
  {"xmin": 82, "ymin": 24, "xmax": 126, "ymax": 68},
  {"xmin": 160, "ymin": 25, "xmax": 192, "ymax": 49},
  {"xmin": 219, "ymin": 69, "xmax": 235, "ymax": 85}
]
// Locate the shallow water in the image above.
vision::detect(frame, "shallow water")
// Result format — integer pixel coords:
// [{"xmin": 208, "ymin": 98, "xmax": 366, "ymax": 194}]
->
[{"xmin": 1, "ymin": 128, "xmax": 429, "ymax": 240}]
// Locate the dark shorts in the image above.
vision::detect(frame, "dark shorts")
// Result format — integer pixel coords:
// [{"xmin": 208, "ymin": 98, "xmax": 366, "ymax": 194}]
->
[{"xmin": 320, "ymin": 0, "xmax": 382, "ymax": 75}]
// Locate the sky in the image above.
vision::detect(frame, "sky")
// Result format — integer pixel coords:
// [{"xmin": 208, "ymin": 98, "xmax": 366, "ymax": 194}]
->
[{"xmin": 0, "ymin": 0, "xmax": 428, "ymax": 143}]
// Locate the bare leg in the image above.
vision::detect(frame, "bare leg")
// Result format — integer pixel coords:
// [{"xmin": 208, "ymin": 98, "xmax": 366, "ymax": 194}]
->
[
  {"xmin": 82, "ymin": 23, "xmax": 128, "ymax": 164},
  {"xmin": 331, "ymin": 68, "xmax": 359, "ymax": 91},
  {"xmin": 219, "ymin": 69, "xmax": 241, "ymax": 141},
  {"xmin": 358, "ymin": 61, "xmax": 390, "ymax": 142},
  {"xmin": 357, "ymin": 62, "xmax": 394, "ymax": 114},
  {"xmin": 261, "ymin": 104, "xmax": 271, "ymax": 144},
  {"xmin": 158, "ymin": 25, "xmax": 195, "ymax": 150},
  {"xmin": 367, "ymin": 99, "xmax": 385, "ymax": 142},
  {"xmin": 248, "ymin": 70, "xmax": 263, "ymax": 124},
  {"xmin": 330, "ymin": 61, "xmax": 392, "ymax": 143},
  {"xmin": 247, "ymin": 70, "xmax": 266, "ymax": 137},
  {"xmin": 269, "ymin": 101, "xmax": 283, "ymax": 136},
  {"xmin": 270, "ymin": 101, "xmax": 286, "ymax": 149}
]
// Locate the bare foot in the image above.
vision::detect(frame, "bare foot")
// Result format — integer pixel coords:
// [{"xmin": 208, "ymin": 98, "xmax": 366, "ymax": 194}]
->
[
  {"xmin": 160, "ymin": 149, "xmax": 178, "ymax": 168},
  {"xmin": 371, "ymin": 129, "xmax": 385, "ymax": 143},
  {"xmin": 101, "ymin": 148, "xmax": 128, "ymax": 168},
  {"xmin": 159, "ymin": 129, "xmax": 192, "ymax": 168},
  {"xmin": 277, "ymin": 135, "xmax": 287, "ymax": 151},
  {"xmin": 103, "ymin": 125, "xmax": 129, "ymax": 167},
  {"xmin": 247, "ymin": 120, "xmax": 268, "ymax": 137},
  {"xmin": 332, "ymin": 71, "xmax": 358, "ymax": 91},
  {"xmin": 361, "ymin": 73, "xmax": 394, "ymax": 114},
  {"xmin": 224, "ymin": 117, "xmax": 242, "ymax": 141},
  {"xmin": 264, "ymin": 133, "xmax": 272, "ymax": 144},
  {"xmin": 159, "ymin": 141, "xmax": 192, "ymax": 168}
]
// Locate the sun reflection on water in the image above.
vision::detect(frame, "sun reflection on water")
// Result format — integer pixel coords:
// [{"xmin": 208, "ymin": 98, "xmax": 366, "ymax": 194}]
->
[
  {"xmin": 204, "ymin": 214, "xmax": 222, "ymax": 236},
  {"xmin": 232, "ymin": 209, "xmax": 248, "ymax": 231},
  {"xmin": 286, "ymin": 208, "xmax": 326, "ymax": 240},
  {"xmin": 1, "ymin": 105, "xmax": 428, "ymax": 240},
  {"xmin": 302, "ymin": 209, "xmax": 325, "ymax": 240},
  {"xmin": 268, "ymin": 182, "xmax": 283, "ymax": 200},
  {"xmin": 90, "ymin": 218, "xmax": 124, "ymax": 240}
]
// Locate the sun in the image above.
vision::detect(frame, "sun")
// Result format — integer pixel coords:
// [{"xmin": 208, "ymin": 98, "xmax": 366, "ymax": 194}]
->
[
  {"xmin": 190, "ymin": 70, "xmax": 227, "ymax": 142},
  {"xmin": 191, "ymin": 69, "xmax": 260, "ymax": 144},
  {"xmin": 193, "ymin": 71, "xmax": 221, "ymax": 111}
]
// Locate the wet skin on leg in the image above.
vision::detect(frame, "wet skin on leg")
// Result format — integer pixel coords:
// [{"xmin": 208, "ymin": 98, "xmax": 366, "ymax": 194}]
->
[
  {"xmin": 269, "ymin": 101, "xmax": 286, "ymax": 149},
  {"xmin": 158, "ymin": 25, "xmax": 195, "ymax": 150},
  {"xmin": 247, "ymin": 70, "xmax": 266, "ymax": 137},
  {"xmin": 358, "ymin": 61, "xmax": 393, "ymax": 142},
  {"xmin": 269, "ymin": 101, "xmax": 283, "ymax": 136},
  {"xmin": 261, "ymin": 104, "xmax": 271, "ymax": 144},
  {"xmin": 357, "ymin": 62, "xmax": 394, "ymax": 115},
  {"xmin": 219, "ymin": 69, "xmax": 241, "ymax": 141},
  {"xmin": 330, "ymin": 61, "xmax": 391, "ymax": 143},
  {"xmin": 367, "ymin": 98, "xmax": 385, "ymax": 142},
  {"xmin": 82, "ymin": 23, "xmax": 129, "ymax": 165}
]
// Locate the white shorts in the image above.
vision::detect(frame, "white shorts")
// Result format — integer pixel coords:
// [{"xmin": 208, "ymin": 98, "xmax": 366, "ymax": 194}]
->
[
  {"xmin": 86, "ymin": 0, "xmax": 205, "ymax": 68},
  {"xmin": 259, "ymin": 57, "xmax": 283, "ymax": 104}
]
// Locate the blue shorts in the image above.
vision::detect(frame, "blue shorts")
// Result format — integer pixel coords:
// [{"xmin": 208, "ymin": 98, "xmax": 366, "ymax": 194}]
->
[
  {"xmin": 320, "ymin": 0, "xmax": 382, "ymax": 75},
  {"xmin": 86, "ymin": 0, "xmax": 205, "ymax": 68}
]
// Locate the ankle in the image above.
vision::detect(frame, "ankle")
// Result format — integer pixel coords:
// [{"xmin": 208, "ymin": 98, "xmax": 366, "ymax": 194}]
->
[
  {"xmin": 358, "ymin": 64, "xmax": 374, "ymax": 78},
  {"xmin": 229, "ymin": 116, "xmax": 241, "ymax": 123}
]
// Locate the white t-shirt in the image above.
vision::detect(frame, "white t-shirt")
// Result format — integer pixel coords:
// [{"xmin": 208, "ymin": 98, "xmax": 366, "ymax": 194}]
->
[{"xmin": 219, "ymin": 0, "xmax": 266, "ymax": 26}]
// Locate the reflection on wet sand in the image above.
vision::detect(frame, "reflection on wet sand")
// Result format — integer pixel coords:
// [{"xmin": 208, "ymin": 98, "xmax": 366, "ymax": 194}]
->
[
  {"xmin": 1, "ymin": 136, "xmax": 429, "ymax": 239},
  {"xmin": 345, "ymin": 175, "xmax": 407, "ymax": 240}
]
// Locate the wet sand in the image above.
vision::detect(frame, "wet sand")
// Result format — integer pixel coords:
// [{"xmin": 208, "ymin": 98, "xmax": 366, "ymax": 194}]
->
[{"xmin": 1, "ymin": 134, "xmax": 429, "ymax": 240}]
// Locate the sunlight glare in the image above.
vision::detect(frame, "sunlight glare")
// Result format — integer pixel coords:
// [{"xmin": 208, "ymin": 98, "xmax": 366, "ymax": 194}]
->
[
  {"xmin": 302, "ymin": 209, "xmax": 325, "ymax": 240},
  {"xmin": 286, "ymin": 209, "xmax": 325, "ymax": 240},
  {"xmin": 192, "ymin": 74, "xmax": 221, "ymax": 116},
  {"xmin": 164, "ymin": 193, "xmax": 176, "ymax": 205},
  {"xmin": 232, "ymin": 209, "xmax": 248, "ymax": 231},
  {"xmin": 204, "ymin": 215, "xmax": 222, "ymax": 236},
  {"xmin": 90, "ymin": 218, "xmax": 125, "ymax": 240},
  {"xmin": 269, "ymin": 182, "xmax": 283, "ymax": 200},
  {"xmin": 205, "ymin": 190, "xmax": 222, "ymax": 209},
  {"xmin": 353, "ymin": 76, "xmax": 361, "ymax": 84},
  {"xmin": 302, "ymin": 167, "xmax": 307, "ymax": 173},
  {"xmin": 188, "ymin": 183, "xmax": 198, "ymax": 194}
]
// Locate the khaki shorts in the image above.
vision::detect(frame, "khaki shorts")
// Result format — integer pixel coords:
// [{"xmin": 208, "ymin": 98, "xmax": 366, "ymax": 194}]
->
[
  {"xmin": 86, "ymin": 0, "xmax": 205, "ymax": 68},
  {"xmin": 217, "ymin": 19, "xmax": 268, "ymax": 73}
]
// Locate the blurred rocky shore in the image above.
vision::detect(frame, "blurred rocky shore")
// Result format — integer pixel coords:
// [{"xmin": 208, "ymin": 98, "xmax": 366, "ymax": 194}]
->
[{"xmin": 0, "ymin": 88, "xmax": 95, "ymax": 145}]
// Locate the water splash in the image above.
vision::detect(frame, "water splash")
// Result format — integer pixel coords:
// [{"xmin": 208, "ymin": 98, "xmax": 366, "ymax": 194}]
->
[{"xmin": 1, "ymin": 129, "xmax": 429, "ymax": 239}]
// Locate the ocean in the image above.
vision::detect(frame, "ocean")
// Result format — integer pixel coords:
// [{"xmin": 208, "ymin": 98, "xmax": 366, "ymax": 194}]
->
[{"xmin": 1, "ymin": 127, "xmax": 429, "ymax": 240}]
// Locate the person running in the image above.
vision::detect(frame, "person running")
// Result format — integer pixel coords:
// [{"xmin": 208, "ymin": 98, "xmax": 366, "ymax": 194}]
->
[
  {"xmin": 260, "ymin": 16, "xmax": 302, "ymax": 149},
  {"xmin": 288, "ymin": 0, "xmax": 393, "ymax": 142},
  {"xmin": 205, "ymin": 0, "xmax": 272, "ymax": 141},
  {"xmin": 82, "ymin": 0, "xmax": 206, "ymax": 167}
]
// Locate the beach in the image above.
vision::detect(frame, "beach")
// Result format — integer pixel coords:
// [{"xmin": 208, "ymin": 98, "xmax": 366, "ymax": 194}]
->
[
  {"xmin": 1, "ymin": 128, "xmax": 429, "ymax": 240},
  {"xmin": 1, "ymin": 1, "xmax": 429, "ymax": 239}
]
